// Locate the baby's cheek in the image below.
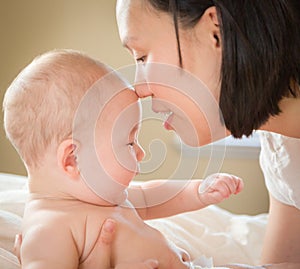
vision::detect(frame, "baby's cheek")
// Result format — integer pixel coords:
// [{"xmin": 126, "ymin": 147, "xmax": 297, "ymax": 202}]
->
[{"xmin": 114, "ymin": 146, "xmax": 138, "ymax": 174}]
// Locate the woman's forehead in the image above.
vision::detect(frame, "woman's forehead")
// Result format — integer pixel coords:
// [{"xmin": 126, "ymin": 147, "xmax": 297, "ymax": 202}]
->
[
  {"xmin": 117, "ymin": 0, "xmax": 173, "ymax": 49},
  {"xmin": 116, "ymin": 0, "xmax": 152, "ymax": 36},
  {"xmin": 116, "ymin": 0, "xmax": 139, "ymax": 42}
]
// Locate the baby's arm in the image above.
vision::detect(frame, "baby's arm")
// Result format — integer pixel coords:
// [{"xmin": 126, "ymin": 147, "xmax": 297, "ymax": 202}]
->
[
  {"xmin": 21, "ymin": 224, "xmax": 79, "ymax": 269},
  {"xmin": 128, "ymin": 173, "xmax": 243, "ymax": 220}
]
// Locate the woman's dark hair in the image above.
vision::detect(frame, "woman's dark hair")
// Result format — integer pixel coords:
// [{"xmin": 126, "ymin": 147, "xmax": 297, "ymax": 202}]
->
[{"xmin": 146, "ymin": 0, "xmax": 300, "ymax": 138}]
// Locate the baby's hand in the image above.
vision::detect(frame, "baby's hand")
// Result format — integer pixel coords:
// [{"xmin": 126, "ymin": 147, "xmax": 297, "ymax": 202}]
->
[{"xmin": 198, "ymin": 173, "xmax": 243, "ymax": 206}]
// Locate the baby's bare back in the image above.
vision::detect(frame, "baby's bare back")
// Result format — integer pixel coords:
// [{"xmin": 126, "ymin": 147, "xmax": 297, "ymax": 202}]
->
[{"xmin": 22, "ymin": 199, "xmax": 190, "ymax": 269}]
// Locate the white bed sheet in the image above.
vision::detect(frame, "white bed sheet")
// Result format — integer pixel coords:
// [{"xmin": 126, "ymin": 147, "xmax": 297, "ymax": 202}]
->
[{"xmin": 0, "ymin": 173, "xmax": 267, "ymax": 268}]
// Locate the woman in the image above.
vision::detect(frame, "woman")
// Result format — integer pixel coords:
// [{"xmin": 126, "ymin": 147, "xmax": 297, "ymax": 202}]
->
[{"xmin": 114, "ymin": 0, "xmax": 300, "ymax": 268}]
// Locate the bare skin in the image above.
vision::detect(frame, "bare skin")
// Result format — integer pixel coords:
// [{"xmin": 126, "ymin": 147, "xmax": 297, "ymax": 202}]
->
[
  {"xmin": 9, "ymin": 52, "xmax": 243, "ymax": 269},
  {"xmin": 19, "ymin": 175, "xmax": 242, "ymax": 269},
  {"xmin": 114, "ymin": 1, "xmax": 300, "ymax": 267}
]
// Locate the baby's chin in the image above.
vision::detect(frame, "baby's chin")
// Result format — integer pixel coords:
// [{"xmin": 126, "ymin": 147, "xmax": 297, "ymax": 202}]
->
[
  {"xmin": 78, "ymin": 175, "xmax": 129, "ymax": 206},
  {"xmin": 93, "ymin": 188, "xmax": 129, "ymax": 207},
  {"xmin": 111, "ymin": 188, "xmax": 129, "ymax": 206}
]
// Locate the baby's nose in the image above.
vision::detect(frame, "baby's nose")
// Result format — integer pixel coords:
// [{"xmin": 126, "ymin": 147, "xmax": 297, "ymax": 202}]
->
[{"xmin": 135, "ymin": 143, "xmax": 145, "ymax": 162}]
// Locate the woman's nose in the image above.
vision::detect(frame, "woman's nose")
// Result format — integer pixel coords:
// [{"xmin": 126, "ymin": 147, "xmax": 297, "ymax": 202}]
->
[
  {"xmin": 134, "ymin": 83, "xmax": 152, "ymax": 98},
  {"xmin": 135, "ymin": 64, "xmax": 152, "ymax": 98}
]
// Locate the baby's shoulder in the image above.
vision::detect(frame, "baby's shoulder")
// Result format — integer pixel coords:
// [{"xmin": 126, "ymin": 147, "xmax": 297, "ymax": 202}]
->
[
  {"xmin": 22, "ymin": 199, "xmax": 120, "ymax": 260},
  {"xmin": 72, "ymin": 203, "xmax": 140, "ymax": 261},
  {"xmin": 23, "ymin": 198, "xmax": 136, "ymax": 226}
]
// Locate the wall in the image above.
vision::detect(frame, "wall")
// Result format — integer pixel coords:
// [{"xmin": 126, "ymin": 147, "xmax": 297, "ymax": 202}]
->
[
  {"xmin": 0, "ymin": 0, "xmax": 268, "ymax": 215},
  {"xmin": 0, "ymin": 0, "xmax": 132, "ymax": 174}
]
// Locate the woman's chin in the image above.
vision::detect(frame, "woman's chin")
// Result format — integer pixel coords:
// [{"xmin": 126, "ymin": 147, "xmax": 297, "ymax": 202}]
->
[{"xmin": 177, "ymin": 128, "xmax": 216, "ymax": 147}]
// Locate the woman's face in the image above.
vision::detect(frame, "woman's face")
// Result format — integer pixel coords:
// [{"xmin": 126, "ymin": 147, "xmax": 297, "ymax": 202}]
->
[{"xmin": 116, "ymin": 0, "xmax": 226, "ymax": 146}]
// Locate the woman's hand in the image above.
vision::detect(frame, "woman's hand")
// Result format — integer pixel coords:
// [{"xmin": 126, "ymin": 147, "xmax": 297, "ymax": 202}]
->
[
  {"xmin": 114, "ymin": 260, "xmax": 159, "ymax": 269},
  {"xmin": 79, "ymin": 218, "xmax": 158, "ymax": 269},
  {"xmin": 14, "ymin": 219, "xmax": 158, "ymax": 269},
  {"xmin": 79, "ymin": 219, "xmax": 116, "ymax": 269},
  {"xmin": 14, "ymin": 233, "xmax": 22, "ymax": 264}
]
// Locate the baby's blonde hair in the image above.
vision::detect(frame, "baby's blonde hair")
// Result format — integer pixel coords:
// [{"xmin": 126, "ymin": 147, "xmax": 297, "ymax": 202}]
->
[{"xmin": 3, "ymin": 49, "xmax": 109, "ymax": 169}]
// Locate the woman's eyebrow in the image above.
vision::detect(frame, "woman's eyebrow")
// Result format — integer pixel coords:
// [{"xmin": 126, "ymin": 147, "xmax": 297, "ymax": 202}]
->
[{"xmin": 122, "ymin": 36, "xmax": 131, "ymax": 49}]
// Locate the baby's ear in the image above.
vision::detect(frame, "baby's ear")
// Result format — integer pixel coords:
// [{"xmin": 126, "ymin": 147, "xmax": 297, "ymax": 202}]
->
[{"xmin": 57, "ymin": 138, "xmax": 80, "ymax": 179}]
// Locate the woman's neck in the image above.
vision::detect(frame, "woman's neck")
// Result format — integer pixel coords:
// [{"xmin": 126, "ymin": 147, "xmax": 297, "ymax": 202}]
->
[{"xmin": 260, "ymin": 95, "xmax": 300, "ymax": 138}]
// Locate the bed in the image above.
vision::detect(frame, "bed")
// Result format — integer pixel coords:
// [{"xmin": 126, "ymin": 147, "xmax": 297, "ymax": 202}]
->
[{"xmin": 0, "ymin": 173, "xmax": 267, "ymax": 268}]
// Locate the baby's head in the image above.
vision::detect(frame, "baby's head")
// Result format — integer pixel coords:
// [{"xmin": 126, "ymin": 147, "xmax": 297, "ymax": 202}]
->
[
  {"xmin": 3, "ymin": 49, "xmax": 144, "ymax": 203},
  {"xmin": 4, "ymin": 49, "xmax": 108, "ymax": 168}
]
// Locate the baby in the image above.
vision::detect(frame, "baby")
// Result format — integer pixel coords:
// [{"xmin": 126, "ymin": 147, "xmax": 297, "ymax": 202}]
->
[{"xmin": 3, "ymin": 49, "xmax": 243, "ymax": 269}]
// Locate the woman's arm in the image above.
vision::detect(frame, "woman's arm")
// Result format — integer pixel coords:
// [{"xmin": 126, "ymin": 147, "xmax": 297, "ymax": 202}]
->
[
  {"xmin": 128, "ymin": 173, "xmax": 243, "ymax": 220},
  {"xmin": 260, "ymin": 195, "xmax": 300, "ymax": 264},
  {"xmin": 225, "ymin": 263, "xmax": 300, "ymax": 269}
]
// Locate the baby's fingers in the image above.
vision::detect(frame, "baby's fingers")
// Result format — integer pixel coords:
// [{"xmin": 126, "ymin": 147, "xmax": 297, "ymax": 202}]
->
[
  {"xmin": 234, "ymin": 176, "xmax": 244, "ymax": 194},
  {"xmin": 200, "ymin": 173, "xmax": 243, "ymax": 195},
  {"xmin": 198, "ymin": 173, "xmax": 244, "ymax": 205},
  {"xmin": 216, "ymin": 173, "xmax": 243, "ymax": 195}
]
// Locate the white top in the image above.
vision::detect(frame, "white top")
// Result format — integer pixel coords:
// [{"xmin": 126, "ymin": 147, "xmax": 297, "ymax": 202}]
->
[{"xmin": 259, "ymin": 131, "xmax": 300, "ymax": 209}]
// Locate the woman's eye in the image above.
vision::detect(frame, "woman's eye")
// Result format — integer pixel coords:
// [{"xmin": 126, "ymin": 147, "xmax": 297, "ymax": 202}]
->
[{"xmin": 136, "ymin": 56, "xmax": 146, "ymax": 63}]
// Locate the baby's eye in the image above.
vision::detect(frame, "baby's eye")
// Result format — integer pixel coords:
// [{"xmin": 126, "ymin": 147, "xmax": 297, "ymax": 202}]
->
[{"xmin": 127, "ymin": 142, "xmax": 134, "ymax": 147}]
